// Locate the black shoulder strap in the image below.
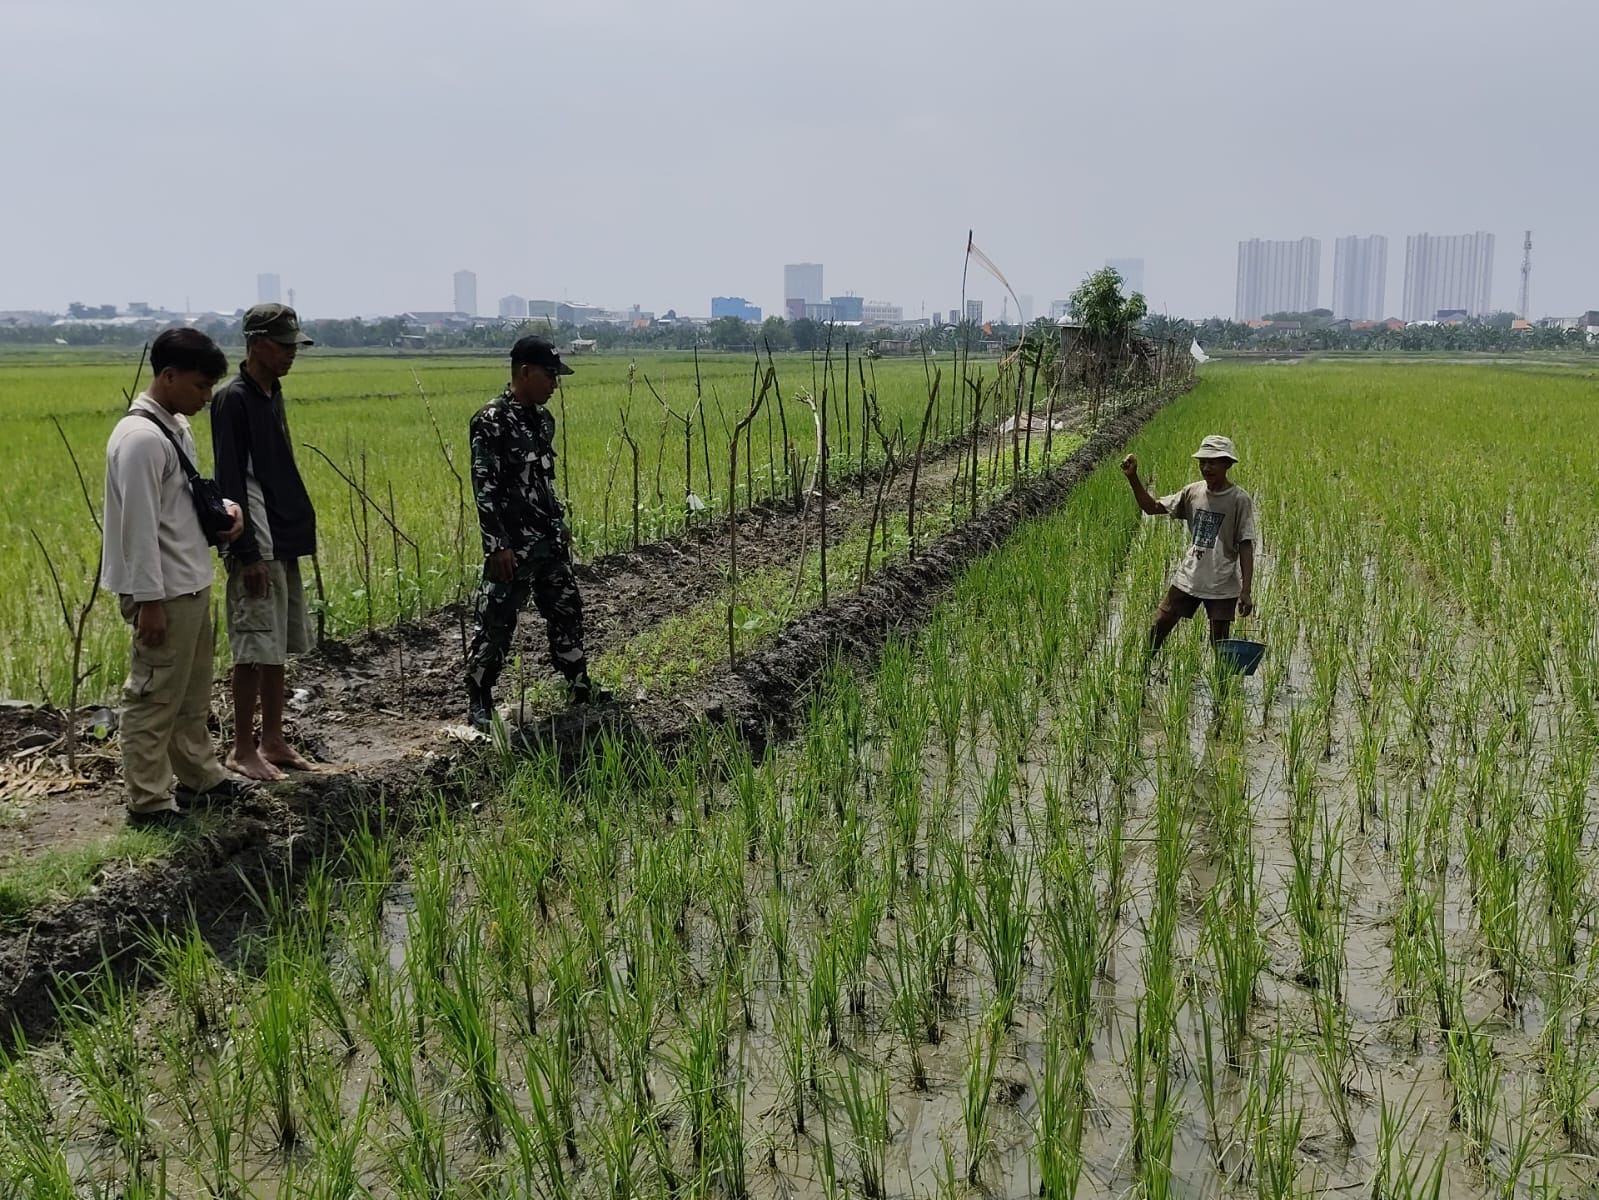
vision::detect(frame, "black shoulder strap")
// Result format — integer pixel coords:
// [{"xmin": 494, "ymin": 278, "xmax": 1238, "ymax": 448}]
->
[{"xmin": 131, "ymin": 408, "xmax": 202, "ymax": 483}]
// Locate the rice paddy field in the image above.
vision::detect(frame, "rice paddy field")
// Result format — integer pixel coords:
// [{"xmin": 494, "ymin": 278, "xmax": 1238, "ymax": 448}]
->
[
  {"xmin": 4, "ymin": 359, "xmax": 1599, "ymax": 1198},
  {"xmin": 0, "ymin": 348, "xmax": 988, "ymax": 702}
]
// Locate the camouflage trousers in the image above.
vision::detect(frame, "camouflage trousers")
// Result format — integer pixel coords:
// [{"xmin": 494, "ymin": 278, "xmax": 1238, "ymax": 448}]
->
[{"xmin": 465, "ymin": 541, "xmax": 586, "ymax": 694}]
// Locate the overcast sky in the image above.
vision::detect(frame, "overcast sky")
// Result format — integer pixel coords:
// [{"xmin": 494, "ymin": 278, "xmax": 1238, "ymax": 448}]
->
[{"xmin": 4, "ymin": 0, "xmax": 1594, "ymax": 321}]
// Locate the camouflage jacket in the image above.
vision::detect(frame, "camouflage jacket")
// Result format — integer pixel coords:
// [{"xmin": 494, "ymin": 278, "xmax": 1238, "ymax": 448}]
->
[{"xmin": 469, "ymin": 388, "xmax": 567, "ymax": 557}]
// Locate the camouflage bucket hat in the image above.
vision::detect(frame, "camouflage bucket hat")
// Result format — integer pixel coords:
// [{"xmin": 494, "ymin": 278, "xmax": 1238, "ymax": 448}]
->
[{"xmin": 243, "ymin": 303, "xmax": 314, "ymax": 346}]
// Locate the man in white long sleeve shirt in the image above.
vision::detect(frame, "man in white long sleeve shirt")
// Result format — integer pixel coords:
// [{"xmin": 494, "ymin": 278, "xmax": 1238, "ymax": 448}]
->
[{"xmin": 101, "ymin": 329, "xmax": 249, "ymax": 824}]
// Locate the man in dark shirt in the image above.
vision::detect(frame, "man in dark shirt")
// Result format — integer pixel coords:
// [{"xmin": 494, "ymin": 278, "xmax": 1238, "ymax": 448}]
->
[
  {"xmin": 211, "ymin": 303, "xmax": 319, "ymax": 779},
  {"xmin": 465, "ymin": 336, "xmax": 604, "ymax": 729}
]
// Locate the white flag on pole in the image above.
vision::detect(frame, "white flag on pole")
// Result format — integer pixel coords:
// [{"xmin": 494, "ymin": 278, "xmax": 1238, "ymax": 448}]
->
[{"xmin": 1190, "ymin": 339, "xmax": 1211, "ymax": 364}]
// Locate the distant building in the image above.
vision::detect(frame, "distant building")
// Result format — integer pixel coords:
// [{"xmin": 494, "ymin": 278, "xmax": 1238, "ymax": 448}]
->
[
  {"xmin": 498, "ymin": 294, "xmax": 529, "ymax": 319},
  {"xmin": 783, "ymin": 263, "xmax": 824, "ymax": 307},
  {"xmin": 966, "ymin": 299, "xmax": 983, "ymax": 325},
  {"xmin": 1332, "ymin": 235, "xmax": 1388, "ymax": 321},
  {"xmin": 453, "ymin": 269, "xmax": 477, "ymax": 318},
  {"xmin": 1049, "ymin": 299, "xmax": 1070, "ymax": 320},
  {"xmin": 1402, "ymin": 232, "xmax": 1495, "ymax": 321},
  {"xmin": 257, "ymin": 273, "xmax": 281, "ymax": 305},
  {"xmin": 126, "ymin": 302, "xmax": 154, "ymax": 318},
  {"xmin": 711, "ymin": 296, "xmax": 762, "ymax": 322},
  {"xmin": 1018, "ymin": 293, "xmax": 1035, "ymax": 325},
  {"xmin": 401, "ymin": 311, "xmax": 473, "ymax": 332},
  {"xmin": 861, "ymin": 300, "xmax": 903, "ymax": 326},
  {"xmin": 1104, "ymin": 258, "xmax": 1145, "ymax": 295},
  {"xmin": 557, "ymin": 302, "xmax": 606, "ymax": 325},
  {"xmin": 949, "ymin": 309, "xmax": 960, "ymax": 325},
  {"xmin": 526, "ymin": 300, "xmax": 558, "ymax": 321},
  {"xmin": 786, "ymin": 298, "xmax": 807, "ymax": 321},
  {"xmin": 1235, "ymin": 237, "xmax": 1320, "ymax": 321},
  {"xmin": 829, "ymin": 295, "xmax": 864, "ymax": 322},
  {"xmin": 804, "ymin": 302, "xmax": 835, "ymax": 323}
]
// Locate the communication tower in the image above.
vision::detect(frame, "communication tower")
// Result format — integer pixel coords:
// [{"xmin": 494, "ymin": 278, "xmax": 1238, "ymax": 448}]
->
[{"xmin": 1518, "ymin": 231, "xmax": 1532, "ymax": 320}]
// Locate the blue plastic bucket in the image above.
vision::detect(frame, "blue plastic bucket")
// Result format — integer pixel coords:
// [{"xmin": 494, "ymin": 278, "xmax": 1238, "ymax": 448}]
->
[{"xmin": 1215, "ymin": 638, "xmax": 1267, "ymax": 676}]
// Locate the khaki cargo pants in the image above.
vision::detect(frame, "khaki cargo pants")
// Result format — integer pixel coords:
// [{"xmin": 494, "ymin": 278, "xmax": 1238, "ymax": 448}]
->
[{"xmin": 119, "ymin": 589, "xmax": 231, "ymax": 814}]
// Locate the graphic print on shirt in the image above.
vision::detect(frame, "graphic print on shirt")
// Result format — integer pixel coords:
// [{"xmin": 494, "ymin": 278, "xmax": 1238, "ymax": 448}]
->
[{"xmin": 1191, "ymin": 509, "xmax": 1224, "ymax": 555}]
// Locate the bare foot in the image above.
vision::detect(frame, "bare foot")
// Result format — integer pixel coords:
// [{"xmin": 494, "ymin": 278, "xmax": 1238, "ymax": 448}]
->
[
  {"xmin": 260, "ymin": 741, "xmax": 318, "ymax": 772},
  {"xmin": 227, "ymin": 749, "xmax": 287, "ymax": 781}
]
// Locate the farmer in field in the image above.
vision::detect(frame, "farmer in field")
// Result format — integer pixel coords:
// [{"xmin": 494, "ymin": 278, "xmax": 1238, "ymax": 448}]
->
[
  {"xmin": 101, "ymin": 328, "xmax": 253, "ymax": 825},
  {"xmin": 465, "ymin": 336, "xmax": 607, "ymax": 730},
  {"xmin": 211, "ymin": 304, "xmax": 320, "ymax": 780},
  {"xmin": 1121, "ymin": 434, "xmax": 1256, "ymax": 652}
]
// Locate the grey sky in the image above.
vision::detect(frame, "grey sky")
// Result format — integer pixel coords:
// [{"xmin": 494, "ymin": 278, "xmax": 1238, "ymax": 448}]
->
[{"xmin": 4, "ymin": 0, "xmax": 1594, "ymax": 321}]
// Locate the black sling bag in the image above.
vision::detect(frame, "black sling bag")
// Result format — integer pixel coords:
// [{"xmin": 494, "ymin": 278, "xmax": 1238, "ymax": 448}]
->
[{"xmin": 131, "ymin": 409, "xmax": 235, "ymax": 547}]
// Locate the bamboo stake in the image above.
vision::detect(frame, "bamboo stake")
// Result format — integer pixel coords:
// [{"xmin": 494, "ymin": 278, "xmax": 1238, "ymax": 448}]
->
[{"xmin": 728, "ymin": 369, "xmax": 773, "ymax": 666}]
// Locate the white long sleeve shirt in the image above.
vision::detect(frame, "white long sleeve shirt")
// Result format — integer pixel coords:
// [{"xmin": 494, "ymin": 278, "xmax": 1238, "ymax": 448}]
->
[{"xmin": 100, "ymin": 395, "xmax": 215, "ymax": 603}]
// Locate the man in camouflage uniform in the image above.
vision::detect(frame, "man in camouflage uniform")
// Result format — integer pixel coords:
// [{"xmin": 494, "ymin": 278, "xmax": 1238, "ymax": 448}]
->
[{"xmin": 465, "ymin": 336, "xmax": 606, "ymax": 729}]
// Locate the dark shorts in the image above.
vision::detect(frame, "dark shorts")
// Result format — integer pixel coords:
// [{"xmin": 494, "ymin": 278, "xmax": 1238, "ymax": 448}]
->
[{"xmin": 1157, "ymin": 586, "xmax": 1237, "ymax": 622}]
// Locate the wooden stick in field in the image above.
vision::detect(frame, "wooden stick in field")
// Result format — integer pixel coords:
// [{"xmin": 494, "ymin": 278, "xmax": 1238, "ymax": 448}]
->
[{"xmin": 727, "ymin": 368, "xmax": 774, "ymax": 666}]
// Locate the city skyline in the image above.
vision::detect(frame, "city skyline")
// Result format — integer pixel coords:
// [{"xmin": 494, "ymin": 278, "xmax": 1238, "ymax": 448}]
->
[{"xmin": 19, "ymin": 225, "xmax": 1560, "ymax": 330}]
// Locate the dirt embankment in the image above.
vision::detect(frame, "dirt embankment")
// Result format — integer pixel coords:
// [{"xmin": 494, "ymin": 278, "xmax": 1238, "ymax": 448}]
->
[{"xmin": 0, "ymin": 392, "xmax": 1176, "ymax": 1041}]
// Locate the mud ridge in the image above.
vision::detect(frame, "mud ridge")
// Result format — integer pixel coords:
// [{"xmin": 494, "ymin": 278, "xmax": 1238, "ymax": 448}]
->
[{"xmin": 0, "ymin": 389, "xmax": 1178, "ymax": 1042}]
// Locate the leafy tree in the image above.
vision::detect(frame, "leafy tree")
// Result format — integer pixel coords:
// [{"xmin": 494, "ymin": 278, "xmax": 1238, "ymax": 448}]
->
[
  {"xmin": 790, "ymin": 318, "xmax": 821, "ymax": 351},
  {"xmin": 1068, "ymin": 268, "xmax": 1147, "ymax": 340},
  {"xmin": 708, "ymin": 316, "xmax": 755, "ymax": 351},
  {"xmin": 760, "ymin": 315, "xmax": 793, "ymax": 352}
]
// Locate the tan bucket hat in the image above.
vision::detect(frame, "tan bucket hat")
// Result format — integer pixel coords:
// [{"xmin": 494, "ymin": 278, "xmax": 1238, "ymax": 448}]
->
[{"xmin": 1193, "ymin": 434, "xmax": 1238, "ymax": 461}]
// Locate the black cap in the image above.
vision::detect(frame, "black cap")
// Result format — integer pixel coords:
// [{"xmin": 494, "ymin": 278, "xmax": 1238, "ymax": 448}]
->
[{"xmin": 510, "ymin": 335, "xmax": 574, "ymax": 376}]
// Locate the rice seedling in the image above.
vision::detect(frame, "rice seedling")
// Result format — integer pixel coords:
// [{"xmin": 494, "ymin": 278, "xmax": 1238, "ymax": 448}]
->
[
  {"xmin": 1251, "ymin": 1071, "xmax": 1303, "ymax": 1200},
  {"xmin": 1035, "ymin": 1012, "xmax": 1089, "ymax": 1199},
  {"xmin": 520, "ymin": 1034, "xmax": 576, "ymax": 1200},
  {"xmin": 666, "ymin": 977, "xmax": 734, "ymax": 1171},
  {"xmin": 0, "ymin": 1048, "xmax": 76, "ymax": 1200},
  {"xmin": 1540, "ymin": 745, "xmax": 1592, "ymax": 977},
  {"xmin": 1307, "ymin": 973, "xmax": 1358, "ymax": 1145},
  {"xmin": 433, "ymin": 920, "xmax": 508, "ymax": 1149},
  {"xmin": 1371, "ymin": 1087, "xmax": 1448, "ymax": 1200},
  {"xmin": 1539, "ymin": 993, "xmax": 1599, "ymax": 1147},
  {"xmin": 961, "ymin": 1008, "xmax": 1004, "ymax": 1186},
  {"xmin": 837, "ymin": 1057, "xmax": 890, "ymax": 1199},
  {"xmin": 968, "ymin": 850, "xmax": 1031, "ymax": 1027},
  {"xmin": 1445, "ymin": 1007, "xmax": 1503, "ymax": 1165},
  {"xmin": 57, "ymin": 967, "xmax": 153, "ymax": 1175},
  {"xmin": 148, "ymin": 921, "xmax": 229, "ymax": 1047},
  {"xmin": 246, "ymin": 935, "xmax": 312, "ymax": 1150},
  {"xmin": 1204, "ymin": 848, "xmax": 1267, "ymax": 1068},
  {"xmin": 1041, "ymin": 835, "xmax": 1099, "ymax": 1050}
]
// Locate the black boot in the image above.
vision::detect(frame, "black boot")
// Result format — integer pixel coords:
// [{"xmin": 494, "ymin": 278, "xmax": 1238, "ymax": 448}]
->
[
  {"xmin": 467, "ymin": 681, "xmax": 495, "ymax": 731},
  {"xmin": 566, "ymin": 671, "xmax": 613, "ymax": 707}
]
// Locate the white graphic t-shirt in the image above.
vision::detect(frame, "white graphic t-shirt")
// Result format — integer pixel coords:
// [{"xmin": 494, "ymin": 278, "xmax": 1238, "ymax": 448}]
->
[{"xmin": 1159, "ymin": 480, "xmax": 1256, "ymax": 599}]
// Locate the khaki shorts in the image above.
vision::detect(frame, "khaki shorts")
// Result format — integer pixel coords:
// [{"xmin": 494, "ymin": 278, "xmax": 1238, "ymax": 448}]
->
[
  {"xmin": 225, "ymin": 559, "xmax": 311, "ymax": 666},
  {"xmin": 1157, "ymin": 586, "xmax": 1238, "ymax": 622}
]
